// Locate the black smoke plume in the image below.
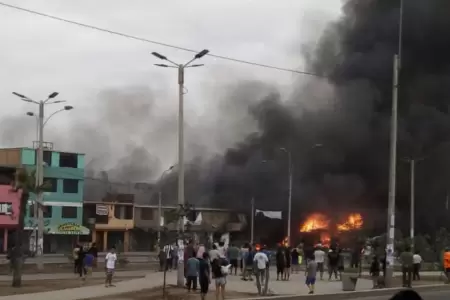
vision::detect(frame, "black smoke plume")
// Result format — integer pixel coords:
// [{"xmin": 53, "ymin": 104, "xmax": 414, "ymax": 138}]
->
[{"xmin": 199, "ymin": 0, "xmax": 450, "ymax": 235}]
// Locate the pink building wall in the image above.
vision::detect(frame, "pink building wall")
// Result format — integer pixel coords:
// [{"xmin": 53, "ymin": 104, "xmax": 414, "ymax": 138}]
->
[
  {"xmin": 0, "ymin": 185, "xmax": 21, "ymax": 226},
  {"xmin": 0, "ymin": 185, "xmax": 22, "ymax": 252}
]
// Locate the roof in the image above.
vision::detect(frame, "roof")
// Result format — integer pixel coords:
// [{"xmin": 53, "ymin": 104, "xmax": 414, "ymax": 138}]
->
[{"xmin": 0, "ymin": 147, "xmax": 85, "ymax": 155}]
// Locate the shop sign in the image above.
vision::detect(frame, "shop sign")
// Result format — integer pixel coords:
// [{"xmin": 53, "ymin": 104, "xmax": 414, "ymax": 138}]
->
[
  {"xmin": 0, "ymin": 203, "xmax": 12, "ymax": 215},
  {"xmin": 96, "ymin": 204, "xmax": 108, "ymax": 216},
  {"xmin": 58, "ymin": 222, "xmax": 82, "ymax": 232}
]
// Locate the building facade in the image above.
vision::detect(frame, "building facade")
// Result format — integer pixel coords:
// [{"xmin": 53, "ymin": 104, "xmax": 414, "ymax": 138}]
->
[
  {"xmin": 0, "ymin": 146, "xmax": 88, "ymax": 253},
  {"xmin": 133, "ymin": 205, "xmax": 248, "ymax": 250},
  {"xmin": 83, "ymin": 200, "xmax": 134, "ymax": 252},
  {"xmin": 0, "ymin": 167, "xmax": 22, "ymax": 253}
]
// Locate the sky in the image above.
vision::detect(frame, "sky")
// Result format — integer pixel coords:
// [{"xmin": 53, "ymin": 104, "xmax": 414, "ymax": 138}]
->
[{"xmin": 0, "ymin": 0, "xmax": 342, "ymax": 177}]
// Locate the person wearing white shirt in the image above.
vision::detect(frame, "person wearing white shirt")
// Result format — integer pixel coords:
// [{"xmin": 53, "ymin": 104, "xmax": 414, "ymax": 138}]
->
[
  {"xmin": 313, "ymin": 247, "xmax": 325, "ymax": 280},
  {"xmin": 253, "ymin": 249, "xmax": 269, "ymax": 295},
  {"xmin": 412, "ymin": 251, "xmax": 422, "ymax": 281},
  {"xmin": 105, "ymin": 247, "xmax": 117, "ymax": 287}
]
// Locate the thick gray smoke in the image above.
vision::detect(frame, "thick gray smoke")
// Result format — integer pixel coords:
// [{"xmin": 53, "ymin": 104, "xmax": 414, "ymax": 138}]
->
[{"xmin": 203, "ymin": 0, "xmax": 450, "ymax": 235}]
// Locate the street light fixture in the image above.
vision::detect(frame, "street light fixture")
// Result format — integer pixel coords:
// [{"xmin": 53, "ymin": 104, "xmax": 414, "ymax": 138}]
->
[
  {"xmin": 12, "ymin": 91, "xmax": 73, "ymax": 271},
  {"xmin": 151, "ymin": 49, "xmax": 208, "ymax": 287}
]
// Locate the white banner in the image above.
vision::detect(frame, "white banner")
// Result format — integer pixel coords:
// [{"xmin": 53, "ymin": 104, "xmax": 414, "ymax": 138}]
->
[{"xmin": 255, "ymin": 209, "xmax": 282, "ymax": 219}]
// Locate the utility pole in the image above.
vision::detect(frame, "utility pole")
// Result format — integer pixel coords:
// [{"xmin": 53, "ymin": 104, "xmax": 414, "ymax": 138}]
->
[
  {"xmin": 385, "ymin": 0, "xmax": 403, "ymax": 288},
  {"xmin": 287, "ymin": 151, "xmax": 292, "ymax": 246},
  {"xmin": 157, "ymin": 191, "xmax": 162, "ymax": 253},
  {"xmin": 250, "ymin": 197, "xmax": 254, "ymax": 244},
  {"xmin": 12, "ymin": 91, "xmax": 73, "ymax": 271},
  {"xmin": 151, "ymin": 49, "xmax": 209, "ymax": 287},
  {"xmin": 36, "ymin": 101, "xmax": 45, "ymax": 270},
  {"xmin": 409, "ymin": 159, "xmax": 415, "ymax": 250}
]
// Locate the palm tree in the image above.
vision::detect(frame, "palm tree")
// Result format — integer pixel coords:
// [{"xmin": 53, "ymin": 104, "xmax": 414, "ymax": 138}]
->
[{"xmin": 10, "ymin": 168, "xmax": 48, "ymax": 287}]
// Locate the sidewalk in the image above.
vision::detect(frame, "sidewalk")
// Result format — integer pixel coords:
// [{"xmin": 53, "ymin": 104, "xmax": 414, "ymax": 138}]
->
[
  {"xmin": 0, "ymin": 272, "xmax": 160, "ymax": 300},
  {"xmin": 0, "ymin": 270, "xmax": 152, "ymax": 281}
]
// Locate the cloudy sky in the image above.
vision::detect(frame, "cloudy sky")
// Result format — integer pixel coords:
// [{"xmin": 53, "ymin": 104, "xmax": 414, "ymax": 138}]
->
[{"xmin": 0, "ymin": 0, "xmax": 341, "ymax": 177}]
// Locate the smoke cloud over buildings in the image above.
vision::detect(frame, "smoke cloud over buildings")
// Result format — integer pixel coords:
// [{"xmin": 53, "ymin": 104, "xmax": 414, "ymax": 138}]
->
[{"xmin": 2, "ymin": 0, "xmax": 450, "ymax": 234}]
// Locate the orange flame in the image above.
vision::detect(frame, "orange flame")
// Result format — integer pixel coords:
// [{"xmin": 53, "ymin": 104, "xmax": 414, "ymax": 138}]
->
[
  {"xmin": 337, "ymin": 213, "xmax": 363, "ymax": 231},
  {"xmin": 300, "ymin": 213, "xmax": 330, "ymax": 232},
  {"xmin": 320, "ymin": 232, "xmax": 331, "ymax": 247},
  {"xmin": 280, "ymin": 237, "xmax": 289, "ymax": 247}
]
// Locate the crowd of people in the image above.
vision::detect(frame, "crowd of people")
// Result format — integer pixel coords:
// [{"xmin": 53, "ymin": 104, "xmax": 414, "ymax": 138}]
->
[{"xmin": 72, "ymin": 242, "xmax": 119, "ymax": 288}]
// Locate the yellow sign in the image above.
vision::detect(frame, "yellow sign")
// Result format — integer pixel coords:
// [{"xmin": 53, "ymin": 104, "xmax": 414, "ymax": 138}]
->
[{"xmin": 58, "ymin": 222, "xmax": 82, "ymax": 232}]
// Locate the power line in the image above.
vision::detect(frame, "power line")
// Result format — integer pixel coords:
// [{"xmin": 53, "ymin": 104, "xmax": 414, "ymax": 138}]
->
[{"xmin": 0, "ymin": 1, "xmax": 323, "ymax": 78}]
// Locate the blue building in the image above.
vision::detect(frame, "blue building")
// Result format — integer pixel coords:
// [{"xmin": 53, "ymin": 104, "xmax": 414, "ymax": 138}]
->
[{"xmin": 0, "ymin": 144, "xmax": 88, "ymax": 253}]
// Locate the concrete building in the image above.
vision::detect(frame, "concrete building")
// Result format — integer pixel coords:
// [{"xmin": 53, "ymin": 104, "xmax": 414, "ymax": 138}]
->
[
  {"xmin": 0, "ymin": 145, "xmax": 88, "ymax": 253},
  {"xmin": 0, "ymin": 167, "xmax": 22, "ymax": 253}
]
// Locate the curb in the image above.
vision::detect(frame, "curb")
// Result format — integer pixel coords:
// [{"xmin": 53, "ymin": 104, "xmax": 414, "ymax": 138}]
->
[{"xmin": 233, "ymin": 284, "xmax": 450, "ymax": 300}]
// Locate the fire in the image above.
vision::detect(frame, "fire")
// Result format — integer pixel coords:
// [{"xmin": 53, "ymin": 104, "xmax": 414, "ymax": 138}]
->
[
  {"xmin": 337, "ymin": 213, "xmax": 363, "ymax": 231},
  {"xmin": 320, "ymin": 232, "xmax": 331, "ymax": 246},
  {"xmin": 299, "ymin": 213, "xmax": 330, "ymax": 232},
  {"xmin": 280, "ymin": 237, "xmax": 289, "ymax": 247}
]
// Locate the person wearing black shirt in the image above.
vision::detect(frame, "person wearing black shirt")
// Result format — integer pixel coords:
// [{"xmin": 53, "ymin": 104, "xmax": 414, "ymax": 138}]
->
[
  {"xmin": 211, "ymin": 257, "xmax": 228, "ymax": 300},
  {"xmin": 88, "ymin": 242, "xmax": 98, "ymax": 268},
  {"xmin": 328, "ymin": 248, "xmax": 339, "ymax": 280},
  {"xmin": 370, "ymin": 256, "xmax": 381, "ymax": 288},
  {"xmin": 198, "ymin": 252, "xmax": 210, "ymax": 300}
]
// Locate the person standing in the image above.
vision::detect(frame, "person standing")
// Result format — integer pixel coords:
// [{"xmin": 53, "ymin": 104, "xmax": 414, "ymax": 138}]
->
[
  {"xmin": 240, "ymin": 243, "xmax": 249, "ymax": 276},
  {"xmin": 243, "ymin": 245, "xmax": 255, "ymax": 281},
  {"xmin": 198, "ymin": 252, "xmax": 211, "ymax": 300},
  {"xmin": 275, "ymin": 247, "xmax": 285, "ymax": 280},
  {"xmin": 105, "ymin": 246, "xmax": 117, "ymax": 287},
  {"xmin": 370, "ymin": 256, "xmax": 380, "ymax": 289},
  {"xmin": 444, "ymin": 247, "xmax": 450, "ymax": 283},
  {"xmin": 412, "ymin": 251, "xmax": 422, "ymax": 281},
  {"xmin": 211, "ymin": 257, "xmax": 228, "ymax": 300},
  {"xmin": 253, "ymin": 247, "xmax": 269, "ymax": 295},
  {"xmin": 305, "ymin": 254, "xmax": 318, "ymax": 295},
  {"xmin": 400, "ymin": 247, "xmax": 414, "ymax": 288},
  {"xmin": 314, "ymin": 246, "xmax": 325, "ymax": 280},
  {"xmin": 73, "ymin": 244, "xmax": 81, "ymax": 274},
  {"xmin": 209, "ymin": 244, "xmax": 220, "ymax": 262},
  {"xmin": 327, "ymin": 248, "xmax": 339, "ymax": 281},
  {"xmin": 88, "ymin": 242, "xmax": 98, "ymax": 268},
  {"xmin": 83, "ymin": 251, "xmax": 95, "ymax": 282},
  {"xmin": 163, "ymin": 243, "xmax": 173, "ymax": 271},
  {"xmin": 283, "ymin": 246, "xmax": 292, "ymax": 281},
  {"xmin": 186, "ymin": 255, "xmax": 200, "ymax": 292},
  {"xmin": 291, "ymin": 247, "xmax": 299, "ymax": 274},
  {"xmin": 227, "ymin": 243, "xmax": 239, "ymax": 275}
]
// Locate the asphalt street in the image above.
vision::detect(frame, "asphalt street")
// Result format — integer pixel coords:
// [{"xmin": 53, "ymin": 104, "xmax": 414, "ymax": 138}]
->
[{"xmin": 350, "ymin": 290, "xmax": 450, "ymax": 300}]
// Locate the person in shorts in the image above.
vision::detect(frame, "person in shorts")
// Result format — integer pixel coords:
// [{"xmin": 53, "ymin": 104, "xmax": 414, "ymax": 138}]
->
[
  {"xmin": 211, "ymin": 257, "xmax": 228, "ymax": 300},
  {"xmin": 83, "ymin": 251, "xmax": 94, "ymax": 282},
  {"xmin": 306, "ymin": 255, "xmax": 318, "ymax": 294},
  {"xmin": 105, "ymin": 246, "xmax": 117, "ymax": 287}
]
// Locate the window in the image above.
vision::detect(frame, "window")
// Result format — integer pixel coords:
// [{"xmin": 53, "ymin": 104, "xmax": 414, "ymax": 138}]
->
[
  {"xmin": 59, "ymin": 152, "xmax": 78, "ymax": 168},
  {"xmin": 114, "ymin": 205, "xmax": 133, "ymax": 219},
  {"xmin": 29, "ymin": 204, "xmax": 35, "ymax": 218},
  {"xmin": 61, "ymin": 206, "xmax": 78, "ymax": 218},
  {"xmin": 35, "ymin": 150, "xmax": 52, "ymax": 166},
  {"xmin": 43, "ymin": 206, "xmax": 52, "ymax": 218},
  {"xmin": 63, "ymin": 179, "xmax": 79, "ymax": 193},
  {"xmin": 140, "ymin": 208, "xmax": 154, "ymax": 220},
  {"xmin": 43, "ymin": 178, "xmax": 57, "ymax": 193}
]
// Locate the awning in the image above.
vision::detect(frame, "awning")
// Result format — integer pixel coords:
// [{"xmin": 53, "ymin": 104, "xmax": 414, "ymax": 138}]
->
[{"xmin": 46, "ymin": 222, "xmax": 90, "ymax": 235}]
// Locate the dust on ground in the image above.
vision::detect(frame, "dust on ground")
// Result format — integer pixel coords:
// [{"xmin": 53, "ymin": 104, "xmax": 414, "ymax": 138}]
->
[
  {"xmin": 0, "ymin": 276, "xmax": 143, "ymax": 296},
  {"xmin": 84, "ymin": 286, "xmax": 256, "ymax": 300}
]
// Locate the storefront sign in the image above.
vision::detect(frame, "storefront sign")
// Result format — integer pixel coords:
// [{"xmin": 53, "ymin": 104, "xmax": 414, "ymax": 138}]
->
[
  {"xmin": 58, "ymin": 222, "xmax": 82, "ymax": 232},
  {"xmin": 96, "ymin": 204, "xmax": 108, "ymax": 216},
  {"xmin": 0, "ymin": 203, "xmax": 12, "ymax": 215},
  {"xmin": 50, "ymin": 222, "xmax": 90, "ymax": 235}
]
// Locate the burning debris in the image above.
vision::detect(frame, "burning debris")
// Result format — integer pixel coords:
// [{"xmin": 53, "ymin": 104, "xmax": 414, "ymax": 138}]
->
[{"xmin": 299, "ymin": 213, "xmax": 364, "ymax": 246}]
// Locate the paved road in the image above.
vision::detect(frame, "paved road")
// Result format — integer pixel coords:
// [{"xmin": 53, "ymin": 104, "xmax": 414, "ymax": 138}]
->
[{"xmin": 350, "ymin": 290, "xmax": 450, "ymax": 300}]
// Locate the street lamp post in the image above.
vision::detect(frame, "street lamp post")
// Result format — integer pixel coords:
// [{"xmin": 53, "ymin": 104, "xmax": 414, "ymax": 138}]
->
[
  {"xmin": 385, "ymin": 0, "xmax": 404, "ymax": 287},
  {"xmin": 157, "ymin": 165, "xmax": 175, "ymax": 253},
  {"xmin": 151, "ymin": 49, "xmax": 208, "ymax": 287},
  {"xmin": 279, "ymin": 148, "xmax": 293, "ymax": 246},
  {"xmin": 12, "ymin": 92, "xmax": 73, "ymax": 270}
]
